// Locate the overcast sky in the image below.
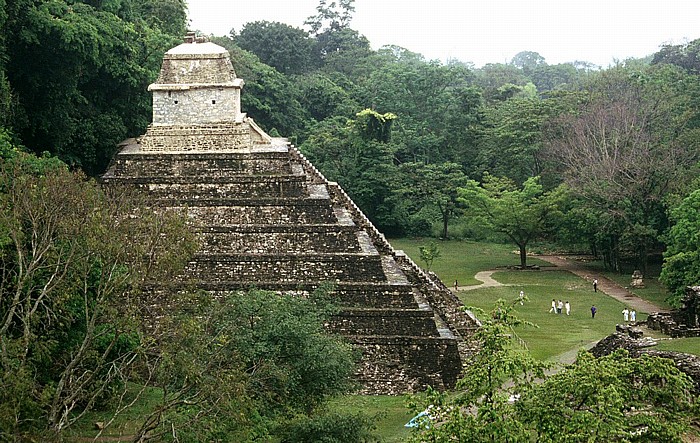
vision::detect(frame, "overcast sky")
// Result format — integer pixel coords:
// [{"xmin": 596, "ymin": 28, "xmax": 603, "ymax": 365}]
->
[{"xmin": 187, "ymin": 0, "xmax": 700, "ymax": 68}]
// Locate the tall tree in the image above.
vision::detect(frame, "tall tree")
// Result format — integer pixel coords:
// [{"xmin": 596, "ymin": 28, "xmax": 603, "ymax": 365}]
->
[
  {"xmin": 545, "ymin": 64, "xmax": 700, "ymax": 272},
  {"xmin": 459, "ymin": 175, "xmax": 567, "ymax": 267},
  {"xmin": 3, "ymin": 0, "xmax": 184, "ymax": 174},
  {"xmin": 235, "ymin": 21, "xmax": 317, "ymax": 75},
  {"xmin": 397, "ymin": 162, "xmax": 469, "ymax": 239},
  {"xmin": 0, "ymin": 150, "xmax": 197, "ymax": 438},
  {"xmin": 660, "ymin": 188, "xmax": 700, "ymax": 305}
]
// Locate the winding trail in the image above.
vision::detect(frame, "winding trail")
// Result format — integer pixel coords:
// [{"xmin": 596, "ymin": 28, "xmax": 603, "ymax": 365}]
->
[
  {"xmin": 453, "ymin": 255, "xmax": 668, "ymax": 315},
  {"xmin": 536, "ymin": 255, "xmax": 668, "ymax": 314},
  {"xmin": 455, "ymin": 270, "xmax": 506, "ymax": 291}
]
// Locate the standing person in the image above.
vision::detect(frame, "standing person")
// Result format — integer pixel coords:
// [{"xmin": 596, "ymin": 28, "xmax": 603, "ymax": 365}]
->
[
  {"xmin": 549, "ymin": 299, "xmax": 556, "ymax": 313},
  {"xmin": 591, "ymin": 305, "xmax": 597, "ymax": 318},
  {"xmin": 557, "ymin": 299, "xmax": 563, "ymax": 314},
  {"xmin": 622, "ymin": 307, "xmax": 629, "ymax": 322},
  {"xmin": 519, "ymin": 290, "xmax": 524, "ymax": 305},
  {"xmin": 565, "ymin": 301, "xmax": 571, "ymax": 316},
  {"xmin": 593, "ymin": 279, "xmax": 598, "ymax": 292},
  {"xmin": 454, "ymin": 280, "xmax": 458, "ymax": 291},
  {"xmin": 630, "ymin": 309, "xmax": 637, "ymax": 323}
]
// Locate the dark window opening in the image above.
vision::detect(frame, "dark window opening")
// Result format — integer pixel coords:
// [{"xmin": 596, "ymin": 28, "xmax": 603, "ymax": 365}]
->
[
  {"xmin": 174, "ymin": 100, "xmax": 178, "ymax": 104},
  {"xmin": 212, "ymin": 100, "xmax": 216, "ymax": 104}
]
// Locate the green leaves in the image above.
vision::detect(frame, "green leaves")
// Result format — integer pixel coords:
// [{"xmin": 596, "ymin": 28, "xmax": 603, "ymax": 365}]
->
[{"xmin": 459, "ymin": 174, "xmax": 568, "ymax": 267}]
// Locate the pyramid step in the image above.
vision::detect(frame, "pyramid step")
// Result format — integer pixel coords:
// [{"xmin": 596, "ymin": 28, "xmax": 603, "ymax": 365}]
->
[
  {"xmin": 198, "ymin": 229, "xmax": 363, "ymax": 254},
  {"xmin": 124, "ymin": 179, "xmax": 308, "ymax": 199},
  {"xmin": 329, "ymin": 308, "xmax": 440, "ymax": 337},
  {"xmin": 159, "ymin": 202, "xmax": 339, "ymax": 225},
  {"xmin": 104, "ymin": 141, "xmax": 296, "ymax": 177},
  {"xmin": 158, "ymin": 282, "xmax": 420, "ymax": 309},
  {"xmin": 182, "ymin": 253, "xmax": 388, "ymax": 283}
]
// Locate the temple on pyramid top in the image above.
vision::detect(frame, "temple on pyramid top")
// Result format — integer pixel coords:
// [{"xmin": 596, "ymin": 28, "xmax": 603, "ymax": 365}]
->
[
  {"xmin": 102, "ymin": 33, "xmax": 479, "ymax": 394},
  {"xmin": 141, "ymin": 33, "xmax": 271, "ymax": 151}
]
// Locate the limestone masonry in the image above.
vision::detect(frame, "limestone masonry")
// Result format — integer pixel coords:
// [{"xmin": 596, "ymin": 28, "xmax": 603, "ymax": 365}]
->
[{"xmin": 101, "ymin": 34, "xmax": 478, "ymax": 393}]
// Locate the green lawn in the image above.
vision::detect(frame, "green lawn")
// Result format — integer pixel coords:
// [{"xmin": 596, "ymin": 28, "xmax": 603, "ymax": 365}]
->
[
  {"xmin": 458, "ymin": 270, "xmax": 626, "ymax": 361},
  {"xmin": 653, "ymin": 337, "xmax": 700, "ymax": 356},
  {"xmin": 326, "ymin": 395, "xmax": 413, "ymax": 442},
  {"xmin": 389, "ymin": 239, "xmax": 552, "ymax": 287}
]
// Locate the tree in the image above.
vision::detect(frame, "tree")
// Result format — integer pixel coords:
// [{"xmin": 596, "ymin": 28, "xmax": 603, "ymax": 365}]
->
[
  {"xmin": 408, "ymin": 299, "xmax": 546, "ymax": 443},
  {"xmin": 397, "ymin": 162, "xmax": 469, "ymax": 238},
  {"xmin": 305, "ymin": 0, "xmax": 356, "ymax": 35},
  {"xmin": 477, "ymin": 97, "xmax": 555, "ymax": 185},
  {"xmin": 418, "ymin": 242, "xmax": 441, "ymax": 271},
  {"xmin": 517, "ymin": 350, "xmax": 697, "ymax": 442},
  {"xmin": 545, "ymin": 64, "xmax": 700, "ymax": 273},
  {"xmin": 409, "ymin": 301, "xmax": 698, "ymax": 443},
  {"xmin": 3, "ymin": 0, "xmax": 185, "ymax": 174},
  {"xmin": 300, "ymin": 111, "xmax": 402, "ymax": 234},
  {"xmin": 459, "ymin": 174, "xmax": 567, "ymax": 267},
  {"xmin": 131, "ymin": 288, "xmax": 361, "ymax": 442},
  {"xmin": 235, "ymin": 21, "xmax": 317, "ymax": 75},
  {"xmin": 660, "ymin": 188, "xmax": 700, "ymax": 305},
  {"xmin": 510, "ymin": 50, "xmax": 546, "ymax": 74},
  {"xmin": 0, "ymin": 150, "xmax": 196, "ymax": 439}
]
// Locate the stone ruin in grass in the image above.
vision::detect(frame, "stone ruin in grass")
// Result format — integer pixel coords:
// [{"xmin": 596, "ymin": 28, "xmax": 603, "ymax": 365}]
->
[
  {"xmin": 101, "ymin": 34, "xmax": 479, "ymax": 394},
  {"xmin": 647, "ymin": 286, "xmax": 700, "ymax": 338}
]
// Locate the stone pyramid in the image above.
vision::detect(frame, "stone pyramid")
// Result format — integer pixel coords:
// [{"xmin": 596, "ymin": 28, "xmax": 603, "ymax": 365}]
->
[{"xmin": 101, "ymin": 34, "xmax": 478, "ymax": 394}]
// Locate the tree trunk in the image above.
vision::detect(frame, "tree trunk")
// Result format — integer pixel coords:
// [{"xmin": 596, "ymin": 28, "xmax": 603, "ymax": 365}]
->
[
  {"xmin": 442, "ymin": 213, "xmax": 449, "ymax": 239},
  {"xmin": 519, "ymin": 244, "xmax": 527, "ymax": 268}
]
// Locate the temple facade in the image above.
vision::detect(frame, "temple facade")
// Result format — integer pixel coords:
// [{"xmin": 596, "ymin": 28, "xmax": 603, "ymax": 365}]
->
[{"xmin": 101, "ymin": 34, "xmax": 478, "ymax": 393}]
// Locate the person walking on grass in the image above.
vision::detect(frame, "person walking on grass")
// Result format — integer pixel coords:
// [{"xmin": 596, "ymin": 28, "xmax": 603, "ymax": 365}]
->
[
  {"xmin": 565, "ymin": 301, "xmax": 570, "ymax": 316},
  {"xmin": 622, "ymin": 307, "xmax": 629, "ymax": 322},
  {"xmin": 630, "ymin": 309, "xmax": 636, "ymax": 323},
  {"xmin": 519, "ymin": 290, "xmax": 524, "ymax": 305},
  {"xmin": 593, "ymin": 279, "xmax": 598, "ymax": 292},
  {"xmin": 549, "ymin": 299, "xmax": 556, "ymax": 313},
  {"xmin": 557, "ymin": 299, "xmax": 563, "ymax": 314},
  {"xmin": 591, "ymin": 305, "xmax": 597, "ymax": 318}
]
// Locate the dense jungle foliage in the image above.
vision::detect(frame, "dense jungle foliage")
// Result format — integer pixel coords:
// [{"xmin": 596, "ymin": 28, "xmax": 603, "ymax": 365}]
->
[{"xmin": 1, "ymin": 0, "xmax": 699, "ymax": 440}]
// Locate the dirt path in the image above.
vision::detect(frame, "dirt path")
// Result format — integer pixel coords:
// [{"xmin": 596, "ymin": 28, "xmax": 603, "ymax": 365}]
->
[
  {"xmin": 537, "ymin": 255, "xmax": 668, "ymax": 314},
  {"xmin": 453, "ymin": 255, "xmax": 667, "ymax": 315},
  {"xmin": 455, "ymin": 270, "xmax": 507, "ymax": 291}
]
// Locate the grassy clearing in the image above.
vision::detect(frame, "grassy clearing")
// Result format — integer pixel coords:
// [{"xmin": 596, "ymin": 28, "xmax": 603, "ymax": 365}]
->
[
  {"xmin": 653, "ymin": 337, "xmax": 700, "ymax": 356},
  {"xmin": 389, "ymin": 239, "xmax": 551, "ymax": 287},
  {"xmin": 458, "ymin": 270, "xmax": 626, "ymax": 361},
  {"xmin": 326, "ymin": 395, "xmax": 413, "ymax": 442}
]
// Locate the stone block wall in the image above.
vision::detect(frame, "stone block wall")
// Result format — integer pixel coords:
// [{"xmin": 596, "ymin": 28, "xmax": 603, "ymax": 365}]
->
[
  {"xmin": 351, "ymin": 335, "xmax": 462, "ymax": 394},
  {"xmin": 152, "ymin": 87, "xmax": 241, "ymax": 126},
  {"xmin": 183, "ymin": 253, "xmax": 388, "ymax": 283},
  {"xmin": 329, "ymin": 308, "xmax": 440, "ymax": 337},
  {"xmin": 108, "ymin": 150, "xmax": 293, "ymax": 177},
  {"xmin": 177, "ymin": 202, "xmax": 338, "ymax": 225},
  {"xmin": 198, "ymin": 228, "xmax": 361, "ymax": 254},
  {"xmin": 141, "ymin": 123, "xmax": 250, "ymax": 151}
]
